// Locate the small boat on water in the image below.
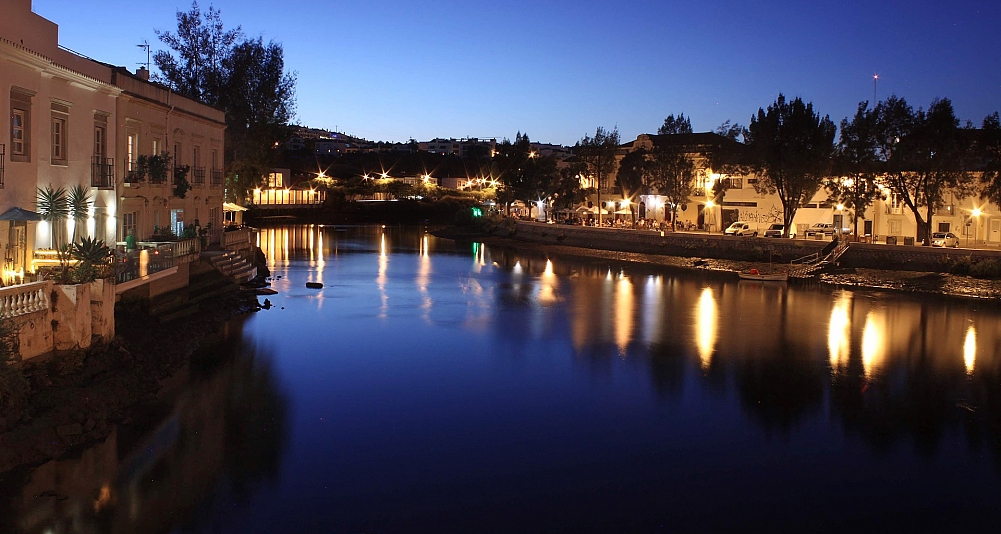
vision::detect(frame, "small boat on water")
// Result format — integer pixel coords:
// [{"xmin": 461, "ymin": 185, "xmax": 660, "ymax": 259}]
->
[{"xmin": 738, "ymin": 268, "xmax": 788, "ymax": 282}]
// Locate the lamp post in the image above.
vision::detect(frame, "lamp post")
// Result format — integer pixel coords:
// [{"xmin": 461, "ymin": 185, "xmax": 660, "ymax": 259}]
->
[
  {"xmin": 972, "ymin": 208, "xmax": 982, "ymax": 247},
  {"xmin": 705, "ymin": 200, "xmax": 716, "ymax": 233}
]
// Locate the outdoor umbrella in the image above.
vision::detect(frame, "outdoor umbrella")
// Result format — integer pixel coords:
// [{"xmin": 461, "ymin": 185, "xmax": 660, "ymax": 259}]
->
[{"xmin": 0, "ymin": 207, "xmax": 42, "ymax": 221}]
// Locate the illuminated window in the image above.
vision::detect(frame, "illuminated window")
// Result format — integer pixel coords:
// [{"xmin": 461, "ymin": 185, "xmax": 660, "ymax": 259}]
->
[{"xmin": 11, "ymin": 110, "xmax": 26, "ymax": 156}]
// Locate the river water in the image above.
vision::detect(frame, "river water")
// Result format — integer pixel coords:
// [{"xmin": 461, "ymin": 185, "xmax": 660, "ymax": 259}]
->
[{"xmin": 2, "ymin": 224, "xmax": 1000, "ymax": 533}]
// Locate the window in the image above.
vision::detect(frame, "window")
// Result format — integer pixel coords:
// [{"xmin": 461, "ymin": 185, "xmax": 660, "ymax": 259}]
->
[
  {"xmin": 51, "ymin": 116, "xmax": 67, "ymax": 163},
  {"xmin": 94, "ymin": 125, "xmax": 105, "ymax": 157},
  {"xmin": 50, "ymin": 102, "xmax": 70, "ymax": 165},
  {"xmin": 267, "ymin": 172, "xmax": 283, "ymax": 188},
  {"xmin": 123, "ymin": 212, "xmax": 138, "ymax": 237},
  {"xmin": 938, "ymin": 222, "xmax": 951, "ymax": 233},
  {"xmin": 889, "ymin": 220, "xmax": 902, "ymax": 235},
  {"xmin": 127, "ymin": 132, "xmax": 138, "ymax": 168},
  {"xmin": 11, "ymin": 110, "xmax": 26, "ymax": 156},
  {"xmin": 10, "ymin": 89, "xmax": 34, "ymax": 163},
  {"xmin": 152, "ymin": 138, "xmax": 161, "ymax": 156}
]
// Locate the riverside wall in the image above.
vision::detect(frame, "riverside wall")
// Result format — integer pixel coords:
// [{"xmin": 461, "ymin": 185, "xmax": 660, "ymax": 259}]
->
[{"xmin": 497, "ymin": 220, "xmax": 1001, "ymax": 272}]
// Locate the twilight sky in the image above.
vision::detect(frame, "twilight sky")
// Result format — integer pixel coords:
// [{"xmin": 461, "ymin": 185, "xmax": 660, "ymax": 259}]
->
[{"xmin": 33, "ymin": 0, "xmax": 1000, "ymax": 145}]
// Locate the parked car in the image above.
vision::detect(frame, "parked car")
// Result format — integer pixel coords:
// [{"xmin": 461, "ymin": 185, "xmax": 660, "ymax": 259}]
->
[
  {"xmin": 931, "ymin": 232, "xmax": 959, "ymax": 247},
  {"xmin": 764, "ymin": 223, "xmax": 786, "ymax": 238},
  {"xmin": 724, "ymin": 221, "xmax": 757, "ymax": 237},
  {"xmin": 805, "ymin": 223, "xmax": 837, "ymax": 238}
]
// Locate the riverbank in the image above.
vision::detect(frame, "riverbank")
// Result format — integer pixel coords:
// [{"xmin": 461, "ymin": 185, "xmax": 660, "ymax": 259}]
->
[
  {"xmin": 0, "ymin": 268, "xmax": 261, "ymax": 473},
  {"xmin": 435, "ymin": 224, "xmax": 1001, "ymax": 301}
]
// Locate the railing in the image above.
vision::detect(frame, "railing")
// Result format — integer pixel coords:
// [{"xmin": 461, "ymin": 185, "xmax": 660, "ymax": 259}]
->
[
  {"xmin": 222, "ymin": 227, "xmax": 255, "ymax": 249},
  {"xmin": 211, "ymin": 169, "xmax": 223, "ymax": 186},
  {"xmin": 1, "ymin": 143, "xmax": 5, "ymax": 188},
  {"xmin": 114, "ymin": 239, "xmax": 200, "ymax": 284},
  {"xmin": 0, "ymin": 280, "xmax": 51, "ymax": 319},
  {"xmin": 91, "ymin": 156, "xmax": 115, "ymax": 189},
  {"xmin": 191, "ymin": 166, "xmax": 206, "ymax": 186},
  {"xmin": 124, "ymin": 159, "xmax": 144, "ymax": 184},
  {"xmin": 886, "ymin": 206, "xmax": 903, "ymax": 215}
]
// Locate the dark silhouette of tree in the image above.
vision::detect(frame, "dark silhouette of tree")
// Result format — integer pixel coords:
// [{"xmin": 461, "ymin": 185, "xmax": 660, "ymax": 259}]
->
[
  {"xmin": 747, "ymin": 94, "xmax": 837, "ymax": 237},
  {"xmin": 154, "ymin": 2, "xmax": 297, "ymax": 203},
  {"xmin": 658, "ymin": 113, "xmax": 693, "ymax": 135},
  {"xmin": 576, "ymin": 127, "xmax": 620, "ymax": 225},
  {"xmin": 647, "ymin": 147, "xmax": 696, "ymax": 230},
  {"xmin": 878, "ymin": 97, "xmax": 974, "ymax": 245},
  {"xmin": 714, "ymin": 120, "xmax": 746, "ymax": 142},
  {"xmin": 978, "ymin": 112, "xmax": 1001, "ymax": 206},
  {"xmin": 827, "ymin": 101, "xmax": 883, "ymax": 239},
  {"xmin": 494, "ymin": 133, "xmax": 560, "ymax": 218},
  {"xmin": 615, "ymin": 150, "xmax": 649, "ymax": 223},
  {"xmin": 153, "ymin": 1, "xmax": 241, "ymax": 105}
]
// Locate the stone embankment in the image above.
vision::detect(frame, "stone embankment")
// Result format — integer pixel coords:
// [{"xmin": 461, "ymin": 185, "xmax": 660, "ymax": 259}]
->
[
  {"xmin": 438, "ymin": 219, "xmax": 1001, "ymax": 300},
  {"xmin": 0, "ymin": 263, "xmax": 261, "ymax": 473}
]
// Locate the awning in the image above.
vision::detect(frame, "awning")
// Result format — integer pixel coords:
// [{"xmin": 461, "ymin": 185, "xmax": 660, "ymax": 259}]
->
[
  {"xmin": 223, "ymin": 202, "xmax": 248, "ymax": 212},
  {"xmin": 0, "ymin": 207, "xmax": 42, "ymax": 221}
]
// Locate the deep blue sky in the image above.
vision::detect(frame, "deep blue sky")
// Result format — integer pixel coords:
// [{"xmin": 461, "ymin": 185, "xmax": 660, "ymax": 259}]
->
[{"xmin": 33, "ymin": 0, "xmax": 1000, "ymax": 145}]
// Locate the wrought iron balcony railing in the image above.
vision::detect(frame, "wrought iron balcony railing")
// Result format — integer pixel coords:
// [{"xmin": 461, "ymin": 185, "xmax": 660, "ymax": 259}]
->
[
  {"xmin": 211, "ymin": 169, "xmax": 223, "ymax": 186},
  {"xmin": 192, "ymin": 166, "xmax": 206, "ymax": 186},
  {"xmin": 91, "ymin": 156, "xmax": 114, "ymax": 189},
  {"xmin": 0, "ymin": 144, "xmax": 5, "ymax": 188}
]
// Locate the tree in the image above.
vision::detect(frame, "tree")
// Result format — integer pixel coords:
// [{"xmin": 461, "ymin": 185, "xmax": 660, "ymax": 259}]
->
[
  {"xmin": 551, "ymin": 162, "xmax": 592, "ymax": 213},
  {"xmin": 978, "ymin": 112, "xmax": 1001, "ymax": 206},
  {"xmin": 647, "ymin": 147, "xmax": 696, "ymax": 231},
  {"xmin": 154, "ymin": 2, "xmax": 297, "ymax": 204},
  {"xmin": 576, "ymin": 127, "xmax": 620, "ymax": 225},
  {"xmin": 222, "ymin": 37, "xmax": 297, "ymax": 202},
  {"xmin": 615, "ymin": 150, "xmax": 649, "ymax": 223},
  {"xmin": 827, "ymin": 102, "xmax": 882, "ymax": 239},
  {"xmin": 658, "ymin": 113, "xmax": 693, "ymax": 135},
  {"xmin": 37, "ymin": 186, "xmax": 69, "ymax": 249},
  {"xmin": 878, "ymin": 97, "xmax": 974, "ymax": 245},
  {"xmin": 746, "ymin": 94, "xmax": 837, "ymax": 237},
  {"xmin": 492, "ymin": 133, "xmax": 560, "ymax": 219},
  {"xmin": 153, "ymin": 1, "xmax": 241, "ymax": 106},
  {"xmin": 715, "ymin": 120, "xmax": 746, "ymax": 142},
  {"xmin": 67, "ymin": 184, "xmax": 93, "ymax": 243}
]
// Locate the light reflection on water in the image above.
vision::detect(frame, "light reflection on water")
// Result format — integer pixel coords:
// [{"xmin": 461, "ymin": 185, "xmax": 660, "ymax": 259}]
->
[{"xmin": 7, "ymin": 224, "xmax": 1001, "ymax": 533}]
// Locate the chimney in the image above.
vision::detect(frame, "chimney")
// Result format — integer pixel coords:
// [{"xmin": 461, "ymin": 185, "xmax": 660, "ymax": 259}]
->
[{"xmin": 136, "ymin": 66, "xmax": 149, "ymax": 81}]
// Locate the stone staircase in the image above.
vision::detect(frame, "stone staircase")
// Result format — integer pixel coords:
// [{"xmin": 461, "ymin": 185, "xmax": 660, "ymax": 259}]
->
[{"xmin": 207, "ymin": 251, "xmax": 257, "ymax": 283}]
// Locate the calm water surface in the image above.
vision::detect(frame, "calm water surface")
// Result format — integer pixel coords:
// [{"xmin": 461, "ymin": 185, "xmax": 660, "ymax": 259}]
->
[{"xmin": 3, "ymin": 224, "xmax": 1001, "ymax": 533}]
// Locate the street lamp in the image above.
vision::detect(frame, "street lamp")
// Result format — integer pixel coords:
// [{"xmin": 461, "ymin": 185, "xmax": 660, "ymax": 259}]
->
[{"xmin": 972, "ymin": 208, "xmax": 983, "ymax": 247}]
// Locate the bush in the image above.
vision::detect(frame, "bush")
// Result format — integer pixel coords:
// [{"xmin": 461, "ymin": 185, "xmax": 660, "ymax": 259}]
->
[{"xmin": 970, "ymin": 258, "xmax": 1001, "ymax": 279}]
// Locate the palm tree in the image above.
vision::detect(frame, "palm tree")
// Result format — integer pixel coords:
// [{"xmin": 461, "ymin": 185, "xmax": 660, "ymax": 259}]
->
[
  {"xmin": 37, "ymin": 186, "xmax": 69, "ymax": 249},
  {"xmin": 67, "ymin": 184, "xmax": 93, "ymax": 243}
]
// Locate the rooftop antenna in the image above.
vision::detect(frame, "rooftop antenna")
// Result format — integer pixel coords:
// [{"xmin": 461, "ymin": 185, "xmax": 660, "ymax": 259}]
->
[{"xmin": 137, "ymin": 40, "xmax": 151, "ymax": 72}]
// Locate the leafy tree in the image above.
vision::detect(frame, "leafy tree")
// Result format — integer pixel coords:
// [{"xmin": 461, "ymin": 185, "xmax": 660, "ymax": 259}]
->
[
  {"xmin": 154, "ymin": 2, "xmax": 297, "ymax": 204},
  {"xmin": 494, "ymin": 133, "xmax": 559, "ymax": 219},
  {"xmin": 979, "ymin": 112, "xmax": 1001, "ymax": 206},
  {"xmin": 576, "ymin": 127, "xmax": 620, "ymax": 225},
  {"xmin": 647, "ymin": 147, "xmax": 696, "ymax": 230},
  {"xmin": 658, "ymin": 113, "xmax": 693, "ymax": 135},
  {"xmin": 746, "ymin": 94, "xmax": 837, "ymax": 237},
  {"xmin": 827, "ymin": 102, "xmax": 882, "ymax": 239},
  {"xmin": 715, "ymin": 120, "xmax": 746, "ymax": 142},
  {"xmin": 615, "ymin": 149, "xmax": 649, "ymax": 221},
  {"xmin": 222, "ymin": 37, "xmax": 296, "ymax": 201},
  {"xmin": 551, "ymin": 162, "xmax": 592, "ymax": 212},
  {"xmin": 153, "ymin": 1, "xmax": 241, "ymax": 106},
  {"xmin": 878, "ymin": 97, "xmax": 974, "ymax": 244}
]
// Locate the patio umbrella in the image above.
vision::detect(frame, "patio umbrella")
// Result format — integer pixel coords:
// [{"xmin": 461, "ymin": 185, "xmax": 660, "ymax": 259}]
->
[{"xmin": 0, "ymin": 207, "xmax": 42, "ymax": 221}]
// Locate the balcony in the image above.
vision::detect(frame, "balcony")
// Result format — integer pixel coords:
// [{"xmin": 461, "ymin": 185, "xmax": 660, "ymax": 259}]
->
[
  {"xmin": 91, "ymin": 156, "xmax": 114, "ymax": 189},
  {"xmin": 124, "ymin": 159, "xmax": 143, "ymax": 185},
  {"xmin": 211, "ymin": 169, "xmax": 223, "ymax": 187},
  {"xmin": 172, "ymin": 166, "xmax": 186, "ymax": 185},
  {"xmin": 191, "ymin": 166, "xmax": 206, "ymax": 187}
]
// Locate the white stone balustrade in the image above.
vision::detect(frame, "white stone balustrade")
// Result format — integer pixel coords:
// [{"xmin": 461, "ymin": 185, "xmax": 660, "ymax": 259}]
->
[{"xmin": 0, "ymin": 280, "xmax": 51, "ymax": 319}]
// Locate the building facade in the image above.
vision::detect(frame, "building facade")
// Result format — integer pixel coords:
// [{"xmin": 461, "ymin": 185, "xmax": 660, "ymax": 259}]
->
[{"xmin": 0, "ymin": 0, "xmax": 226, "ymax": 284}]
